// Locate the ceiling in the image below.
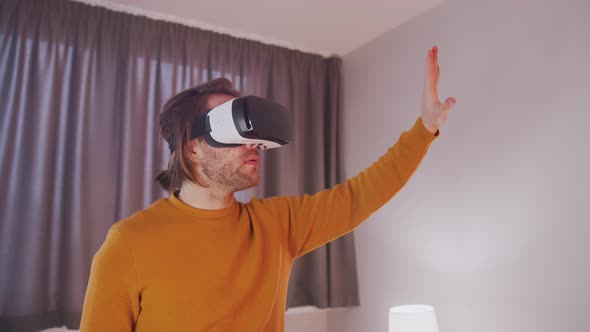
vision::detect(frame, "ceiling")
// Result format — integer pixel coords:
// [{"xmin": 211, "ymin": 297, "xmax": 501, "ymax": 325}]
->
[{"xmin": 75, "ymin": 0, "xmax": 445, "ymax": 56}]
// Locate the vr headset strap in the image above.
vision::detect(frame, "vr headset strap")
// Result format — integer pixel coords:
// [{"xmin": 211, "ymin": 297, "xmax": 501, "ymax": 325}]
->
[{"xmin": 190, "ymin": 113, "xmax": 211, "ymax": 139}]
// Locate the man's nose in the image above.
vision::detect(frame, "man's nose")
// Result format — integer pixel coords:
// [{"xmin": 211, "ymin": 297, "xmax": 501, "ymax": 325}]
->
[{"xmin": 245, "ymin": 143, "xmax": 258, "ymax": 150}]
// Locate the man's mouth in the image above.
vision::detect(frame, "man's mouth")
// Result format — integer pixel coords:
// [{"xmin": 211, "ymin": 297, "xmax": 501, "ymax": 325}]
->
[{"xmin": 243, "ymin": 154, "xmax": 259, "ymax": 166}]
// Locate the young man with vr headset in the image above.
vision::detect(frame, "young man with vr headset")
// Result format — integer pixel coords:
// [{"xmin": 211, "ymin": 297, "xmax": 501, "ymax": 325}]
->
[{"xmin": 80, "ymin": 46, "xmax": 456, "ymax": 331}]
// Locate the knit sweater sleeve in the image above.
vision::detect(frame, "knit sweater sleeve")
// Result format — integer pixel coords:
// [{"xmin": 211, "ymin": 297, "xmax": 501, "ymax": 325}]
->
[
  {"xmin": 262, "ymin": 117, "xmax": 438, "ymax": 258},
  {"xmin": 80, "ymin": 225, "xmax": 140, "ymax": 331}
]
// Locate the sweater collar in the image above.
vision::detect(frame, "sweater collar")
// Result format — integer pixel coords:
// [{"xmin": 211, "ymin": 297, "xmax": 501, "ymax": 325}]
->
[{"xmin": 168, "ymin": 191, "xmax": 239, "ymax": 219}]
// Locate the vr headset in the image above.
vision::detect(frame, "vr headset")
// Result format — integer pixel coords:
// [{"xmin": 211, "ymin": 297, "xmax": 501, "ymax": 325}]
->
[{"xmin": 184, "ymin": 96, "xmax": 292, "ymax": 150}]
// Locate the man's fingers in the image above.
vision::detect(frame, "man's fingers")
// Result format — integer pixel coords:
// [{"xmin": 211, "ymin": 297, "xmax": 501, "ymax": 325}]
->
[
  {"xmin": 425, "ymin": 47, "xmax": 441, "ymax": 101},
  {"xmin": 425, "ymin": 50, "xmax": 434, "ymax": 80},
  {"xmin": 442, "ymin": 97, "xmax": 456, "ymax": 112},
  {"xmin": 433, "ymin": 46, "xmax": 438, "ymax": 65}
]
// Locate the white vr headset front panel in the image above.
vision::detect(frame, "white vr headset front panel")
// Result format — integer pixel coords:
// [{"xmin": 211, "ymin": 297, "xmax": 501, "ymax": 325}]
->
[{"xmin": 207, "ymin": 98, "xmax": 283, "ymax": 149}]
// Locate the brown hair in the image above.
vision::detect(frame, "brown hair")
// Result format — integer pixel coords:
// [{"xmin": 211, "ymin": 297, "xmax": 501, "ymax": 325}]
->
[{"xmin": 155, "ymin": 78, "xmax": 241, "ymax": 192}]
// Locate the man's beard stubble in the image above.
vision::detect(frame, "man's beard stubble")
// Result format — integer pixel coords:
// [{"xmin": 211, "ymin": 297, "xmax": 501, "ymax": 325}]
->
[{"xmin": 200, "ymin": 155, "xmax": 259, "ymax": 192}]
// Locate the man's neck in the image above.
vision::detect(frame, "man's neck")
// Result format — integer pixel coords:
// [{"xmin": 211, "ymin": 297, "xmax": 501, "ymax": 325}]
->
[{"xmin": 177, "ymin": 181, "xmax": 235, "ymax": 210}]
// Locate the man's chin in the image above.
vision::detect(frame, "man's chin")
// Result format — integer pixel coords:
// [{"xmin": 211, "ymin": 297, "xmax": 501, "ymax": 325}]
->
[{"xmin": 241, "ymin": 169, "xmax": 259, "ymax": 184}]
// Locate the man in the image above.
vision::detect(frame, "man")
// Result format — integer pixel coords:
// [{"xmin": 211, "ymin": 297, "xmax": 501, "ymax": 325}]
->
[{"xmin": 80, "ymin": 46, "xmax": 456, "ymax": 331}]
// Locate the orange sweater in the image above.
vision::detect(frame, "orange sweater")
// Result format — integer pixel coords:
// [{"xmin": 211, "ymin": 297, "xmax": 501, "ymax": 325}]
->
[{"xmin": 80, "ymin": 117, "xmax": 437, "ymax": 331}]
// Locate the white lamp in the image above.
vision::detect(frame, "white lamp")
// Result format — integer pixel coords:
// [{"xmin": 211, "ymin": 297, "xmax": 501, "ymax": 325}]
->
[{"xmin": 389, "ymin": 305, "xmax": 439, "ymax": 332}]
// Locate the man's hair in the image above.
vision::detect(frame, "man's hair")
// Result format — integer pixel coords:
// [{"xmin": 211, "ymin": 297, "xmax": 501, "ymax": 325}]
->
[{"xmin": 155, "ymin": 78, "xmax": 241, "ymax": 192}]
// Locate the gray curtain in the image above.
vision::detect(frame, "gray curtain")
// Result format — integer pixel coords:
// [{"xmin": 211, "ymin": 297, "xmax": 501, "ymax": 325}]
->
[{"xmin": 0, "ymin": 0, "xmax": 359, "ymax": 330}]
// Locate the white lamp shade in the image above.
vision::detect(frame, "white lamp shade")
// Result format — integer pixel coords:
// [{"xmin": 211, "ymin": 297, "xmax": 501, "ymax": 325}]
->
[{"xmin": 389, "ymin": 305, "xmax": 439, "ymax": 332}]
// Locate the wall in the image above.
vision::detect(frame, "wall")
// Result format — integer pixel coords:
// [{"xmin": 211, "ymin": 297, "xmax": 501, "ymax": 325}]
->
[{"xmin": 329, "ymin": 0, "xmax": 590, "ymax": 331}]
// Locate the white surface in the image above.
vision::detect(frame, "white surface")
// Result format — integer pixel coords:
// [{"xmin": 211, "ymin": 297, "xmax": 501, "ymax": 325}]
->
[
  {"xmin": 330, "ymin": 0, "xmax": 590, "ymax": 331},
  {"xmin": 39, "ymin": 306, "xmax": 328, "ymax": 332},
  {"xmin": 389, "ymin": 305, "xmax": 439, "ymax": 332},
  {"xmin": 71, "ymin": 0, "xmax": 445, "ymax": 56},
  {"xmin": 285, "ymin": 306, "xmax": 328, "ymax": 332}
]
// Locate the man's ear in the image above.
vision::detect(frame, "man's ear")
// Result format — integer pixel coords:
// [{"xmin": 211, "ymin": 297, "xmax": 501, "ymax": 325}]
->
[{"xmin": 184, "ymin": 140, "xmax": 200, "ymax": 165}]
